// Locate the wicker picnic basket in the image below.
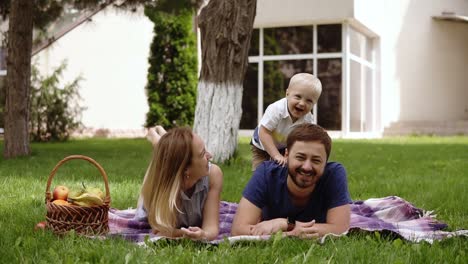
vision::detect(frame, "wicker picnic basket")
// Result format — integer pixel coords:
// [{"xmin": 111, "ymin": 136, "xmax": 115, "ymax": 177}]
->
[{"xmin": 45, "ymin": 155, "xmax": 111, "ymax": 235}]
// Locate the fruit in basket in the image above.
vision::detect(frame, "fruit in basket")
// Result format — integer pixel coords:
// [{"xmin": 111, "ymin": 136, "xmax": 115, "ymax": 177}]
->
[
  {"xmin": 87, "ymin": 187, "xmax": 105, "ymax": 200},
  {"xmin": 52, "ymin": 199, "xmax": 71, "ymax": 206},
  {"xmin": 68, "ymin": 192, "xmax": 104, "ymax": 206},
  {"xmin": 68, "ymin": 188, "xmax": 85, "ymax": 199},
  {"xmin": 79, "ymin": 182, "xmax": 105, "ymax": 198},
  {"xmin": 52, "ymin": 185, "xmax": 69, "ymax": 200}
]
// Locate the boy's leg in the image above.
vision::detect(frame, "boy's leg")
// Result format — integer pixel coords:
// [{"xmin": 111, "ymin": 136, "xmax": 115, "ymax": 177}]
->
[{"xmin": 251, "ymin": 145, "xmax": 270, "ymax": 171}]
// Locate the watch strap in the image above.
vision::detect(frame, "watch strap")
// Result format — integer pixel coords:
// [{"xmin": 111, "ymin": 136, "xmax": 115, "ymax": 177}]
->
[{"xmin": 286, "ymin": 216, "xmax": 295, "ymax": 231}]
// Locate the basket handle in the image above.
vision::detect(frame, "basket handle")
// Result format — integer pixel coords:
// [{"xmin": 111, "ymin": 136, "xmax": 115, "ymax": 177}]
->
[{"xmin": 45, "ymin": 155, "xmax": 110, "ymax": 204}]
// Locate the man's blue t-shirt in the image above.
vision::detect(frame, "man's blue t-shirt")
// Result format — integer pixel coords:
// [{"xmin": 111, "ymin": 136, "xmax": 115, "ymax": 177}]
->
[{"xmin": 242, "ymin": 161, "xmax": 352, "ymax": 223}]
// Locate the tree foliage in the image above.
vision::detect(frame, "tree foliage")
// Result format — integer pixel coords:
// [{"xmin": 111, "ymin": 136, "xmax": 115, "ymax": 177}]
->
[
  {"xmin": 0, "ymin": 0, "xmax": 206, "ymax": 158},
  {"xmin": 1, "ymin": 0, "xmax": 97, "ymax": 29},
  {"xmin": 144, "ymin": 3, "xmax": 197, "ymax": 129},
  {"xmin": 0, "ymin": 0, "xmax": 156, "ymax": 158},
  {"xmin": 30, "ymin": 61, "xmax": 84, "ymax": 141}
]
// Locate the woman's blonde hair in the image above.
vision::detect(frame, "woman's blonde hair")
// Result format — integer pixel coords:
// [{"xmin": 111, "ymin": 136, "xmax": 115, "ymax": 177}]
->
[{"xmin": 140, "ymin": 127, "xmax": 193, "ymax": 234}]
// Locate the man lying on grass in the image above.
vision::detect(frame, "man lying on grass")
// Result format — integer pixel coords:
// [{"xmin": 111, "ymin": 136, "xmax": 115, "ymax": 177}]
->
[{"xmin": 232, "ymin": 123, "xmax": 351, "ymax": 238}]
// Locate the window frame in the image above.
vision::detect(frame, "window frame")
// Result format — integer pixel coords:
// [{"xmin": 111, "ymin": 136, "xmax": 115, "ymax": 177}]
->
[{"xmin": 241, "ymin": 22, "xmax": 378, "ymax": 137}]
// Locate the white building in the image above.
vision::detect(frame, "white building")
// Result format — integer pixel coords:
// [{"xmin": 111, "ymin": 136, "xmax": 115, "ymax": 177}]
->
[
  {"xmin": 32, "ymin": 7, "xmax": 153, "ymax": 137},
  {"xmin": 242, "ymin": 0, "xmax": 468, "ymax": 137},
  {"xmin": 1, "ymin": 0, "xmax": 467, "ymax": 137}
]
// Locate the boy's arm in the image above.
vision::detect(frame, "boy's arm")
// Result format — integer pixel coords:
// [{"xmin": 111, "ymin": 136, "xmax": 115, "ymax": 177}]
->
[{"xmin": 259, "ymin": 126, "xmax": 286, "ymax": 165}]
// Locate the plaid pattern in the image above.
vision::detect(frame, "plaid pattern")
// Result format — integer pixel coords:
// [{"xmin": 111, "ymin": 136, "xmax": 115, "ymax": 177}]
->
[
  {"xmin": 108, "ymin": 197, "xmax": 467, "ymax": 244},
  {"xmin": 348, "ymin": 196, "xmax": 467, "ymax": 243}
]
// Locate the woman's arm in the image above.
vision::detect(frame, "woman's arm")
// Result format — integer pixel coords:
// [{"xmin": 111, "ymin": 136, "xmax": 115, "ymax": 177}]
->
[
  {"xmin": 202, "ymin": 164, "xmax": 223, "ymax": 239},
  {"xmin": 182, "ymin": 164, "xmax": 223, "ymax": 240}
]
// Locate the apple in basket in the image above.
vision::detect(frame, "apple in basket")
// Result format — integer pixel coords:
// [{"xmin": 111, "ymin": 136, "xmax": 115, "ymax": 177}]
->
[{"xmin": 53, "ymin": 185, "xmax": 69, "ymax": 201}]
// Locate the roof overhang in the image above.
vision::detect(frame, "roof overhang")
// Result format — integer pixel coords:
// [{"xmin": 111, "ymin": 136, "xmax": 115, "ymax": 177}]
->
[{"xmin": 432, "ymin": 12, "xmax": 468, "ymax": 24}]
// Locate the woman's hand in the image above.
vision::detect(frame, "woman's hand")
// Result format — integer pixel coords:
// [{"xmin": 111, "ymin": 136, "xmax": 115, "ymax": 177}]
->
[{"xmin": 180, "ymin": 226, "xmax": 207, "ymax": 240}]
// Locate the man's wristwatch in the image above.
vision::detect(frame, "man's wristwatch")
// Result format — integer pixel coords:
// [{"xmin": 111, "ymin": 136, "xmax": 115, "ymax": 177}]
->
[{"xmin": 286, "ymin": 216, "xmax": 295, "ymax": 231}]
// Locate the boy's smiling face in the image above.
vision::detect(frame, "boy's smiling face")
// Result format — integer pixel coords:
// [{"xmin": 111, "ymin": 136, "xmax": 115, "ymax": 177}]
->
[{"xmin": 286, "ymin": 82, "xmax": 317, "ymax": 122}]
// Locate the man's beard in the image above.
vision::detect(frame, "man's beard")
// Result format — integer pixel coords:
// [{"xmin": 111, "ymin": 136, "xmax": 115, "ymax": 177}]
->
[{"xmin": 288, "ymin": 167, "xmax": 316, "ymax": 189}]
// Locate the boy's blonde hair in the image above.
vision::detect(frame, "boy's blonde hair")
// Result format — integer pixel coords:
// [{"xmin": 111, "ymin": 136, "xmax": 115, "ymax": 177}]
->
[
  {"xmin": 288, "ymin": 73, "xmax": 322, "ymax": 104},
  {"xmin": 139, "ymin": 127, "xmax": 193, "ymax": 235}
]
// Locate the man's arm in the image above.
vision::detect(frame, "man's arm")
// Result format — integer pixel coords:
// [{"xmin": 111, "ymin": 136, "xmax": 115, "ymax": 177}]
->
[
  {"xmin": 231, "ymin": 197, "xmax": 290, "ymax": 236},
  {"xmin": 231, "ymin": 198, "xmax": 262, "ymax": 236},
  {"xmin": 287, "ymin": 204, "xmax": 350, "ymax": 238}
]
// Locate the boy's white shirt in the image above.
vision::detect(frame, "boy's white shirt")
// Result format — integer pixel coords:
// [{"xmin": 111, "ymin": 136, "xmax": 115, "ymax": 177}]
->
[{"xmin": 252, "ymin": 97, "xmax": 313, "ymax": 151}]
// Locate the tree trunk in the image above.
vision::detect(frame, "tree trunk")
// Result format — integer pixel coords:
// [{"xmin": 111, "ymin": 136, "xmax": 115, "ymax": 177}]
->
[
  {"xmin": 194, "ymin": 0, "xmax": 256, "ymax": 162},
  {"xmin": 3, "ymin": 0, "xmax": 33, "ymax": 158}
]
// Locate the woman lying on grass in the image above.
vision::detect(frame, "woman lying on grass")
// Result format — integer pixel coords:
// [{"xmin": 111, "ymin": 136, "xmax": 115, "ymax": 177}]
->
[{"xmin": 134, "ymin": 126, "xmax": 223, "ymax": 241}]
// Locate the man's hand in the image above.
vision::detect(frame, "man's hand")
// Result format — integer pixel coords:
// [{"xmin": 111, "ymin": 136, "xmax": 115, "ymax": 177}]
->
[
  {"xmin": 181, "ymin": 226, "xmax": 207, "ymax": 240},
  {"xmin": 272, "ymin": 154, "xmax": 287, "ymax": 166},
  {"xmin": 286, "ymin": 220, "xmax": 320, "ymax": 239},
  {"xmin": 250, "ymin": 218, "xmax": 286, "ymax": 235}
]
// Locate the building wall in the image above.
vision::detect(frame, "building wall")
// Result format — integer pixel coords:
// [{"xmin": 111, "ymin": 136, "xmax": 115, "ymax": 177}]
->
[
  {"xmin": 382, "ymin": 0, "xmax": 468, "ymax": 123},
  {"xmin": 353, "ymin": 0, "xmax": 468, "ymax": 125},
  {"xmin": 353, "ymin": 0, "xmax": 384, "ymax": 35},
  {"xmin": 255, "ymin": 0, "xmax": 468, "ymax": 131},
  {"xmin": 34, "ymin": 7, "xmax": 153, "ymax": 133},
  {"xmin": 255, "ymin": 0, "xmax": 353, "ymax": 27}
]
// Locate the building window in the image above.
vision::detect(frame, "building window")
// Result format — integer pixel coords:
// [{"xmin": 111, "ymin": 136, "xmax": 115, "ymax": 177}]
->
[
  {"xmin": 317, "ymin": 58, "xmax": 342, "ymax": 130},
  {"xmin": 248, "ymin": 29, "xmax": 260, "ymax": 56},
  {"xmin": 263, "ymin": 59, "xmax": 313, "ymax": 111},
  {"xmin": 242, "ymin": 23, "xmax": 375, "ymax": 135},
  {"xmin": 348, "ymin": 26, "xmax": 375, "ymax": 133},
  {"xmin": 263, "ymin": 26, "xmax": 313, "ymax": 55},
  {"xmin": 241, "ymin": 63, "xmax": 258, "ymax": 129},
  {"xmin": 242, "ymin": 24, "xmax": 343, "ymax": 131},
  {"xmin": 318, "ymin": 24, "xmax": 341, "ymax": 53}
]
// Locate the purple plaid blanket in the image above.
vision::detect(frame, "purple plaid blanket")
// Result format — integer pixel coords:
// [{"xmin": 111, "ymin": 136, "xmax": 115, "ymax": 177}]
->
[{"xmin": 108, "ymin": 196, "xmax": 467, "ymax": 244}]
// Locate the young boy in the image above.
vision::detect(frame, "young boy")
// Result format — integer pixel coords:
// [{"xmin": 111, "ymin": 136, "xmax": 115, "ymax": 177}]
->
[{"xmin": 250, "ymin": 73, "xmax": 322, "ymax": 170}]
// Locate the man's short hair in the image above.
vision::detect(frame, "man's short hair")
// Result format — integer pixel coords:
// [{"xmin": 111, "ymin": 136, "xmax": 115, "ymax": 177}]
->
[{"xmin": 286, "ymin": 124, "xmax": 332, "ymax": 159}]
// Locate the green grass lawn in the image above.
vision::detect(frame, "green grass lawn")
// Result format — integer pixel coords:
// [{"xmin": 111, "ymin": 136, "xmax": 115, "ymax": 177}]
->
[{"xmin": 0, "ymin": 136, "xmax": 467, "ymax": 263}]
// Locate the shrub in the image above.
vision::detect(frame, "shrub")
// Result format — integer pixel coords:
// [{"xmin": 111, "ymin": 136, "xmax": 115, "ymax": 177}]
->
[
  {"xmin": 30, "ymin": 61, "xmax": 85, "ymax": 141},
  {"xmin": 144, "ymin": 5, "xmax": 197, "ymax": 129}
]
